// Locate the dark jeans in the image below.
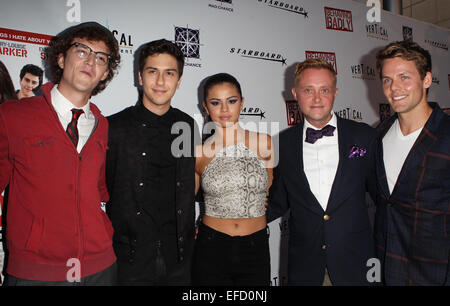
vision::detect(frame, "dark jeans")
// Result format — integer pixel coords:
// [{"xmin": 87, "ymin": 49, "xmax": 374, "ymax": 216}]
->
[
  {"xmin": 3, "ymin": 262, "xmax": 117, "ymax": 286},
  {"xmin": 192, "ymin": 223, "xmax": 270, "ymax": 286}
]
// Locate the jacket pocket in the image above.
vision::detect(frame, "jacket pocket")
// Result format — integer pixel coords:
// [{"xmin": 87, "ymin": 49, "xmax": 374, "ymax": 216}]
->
[
  {"xmin": 22, "ymin": 136, "xmax": 58, "ymax": 174},
  {"xmin": 25, "ymin": 216, "xmax": 44, "ymax": 253}
]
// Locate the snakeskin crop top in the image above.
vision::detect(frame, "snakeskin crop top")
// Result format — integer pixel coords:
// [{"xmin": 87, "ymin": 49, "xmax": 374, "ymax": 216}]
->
[{"xmin": 201, "ymin": 143, "xmax": 268, "ymax": 219}]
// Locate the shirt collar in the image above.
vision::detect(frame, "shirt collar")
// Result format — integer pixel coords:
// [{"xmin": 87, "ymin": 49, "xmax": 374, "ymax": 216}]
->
[
  {"xmin": 303, "ymin": 112, "xmax": 337, "ymax": 131},
  {"xmin": 51, "ymin": 86, "xmax": 92, "ymax": 118},
  {"xmin": 137, "ymin": 102, "xmax": 176, "ymax": 125}
]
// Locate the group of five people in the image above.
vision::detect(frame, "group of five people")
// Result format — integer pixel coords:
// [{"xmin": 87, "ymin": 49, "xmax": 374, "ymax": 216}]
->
[{"xmin": 0, "ymin": 21, "xmax": 448, "ymax": 286}]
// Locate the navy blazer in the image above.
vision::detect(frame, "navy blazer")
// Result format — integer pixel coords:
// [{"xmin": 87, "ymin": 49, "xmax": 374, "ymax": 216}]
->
[
  {"xmin": 374, "ymin": 102, "xmax": 450, "ymax": 285},
  {"xmin": 268, "ymin": 116, "xmax": 377, "ymax": 285}
]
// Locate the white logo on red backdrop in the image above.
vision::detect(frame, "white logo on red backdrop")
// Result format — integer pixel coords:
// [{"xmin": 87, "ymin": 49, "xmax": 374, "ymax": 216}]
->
[
  {"xmin": 305, "ymin": 51, "xmax": 337, "ymax": 74},
  {"xmin": 285, "ymin": 100, "xmax": 303, "ymax": 126},
  {"xmin": 324, "ymin": 7, "xmax": 353, "ymax": 32}
]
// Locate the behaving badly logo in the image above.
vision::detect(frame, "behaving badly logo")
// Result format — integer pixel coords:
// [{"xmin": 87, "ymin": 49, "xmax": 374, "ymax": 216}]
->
[
  {"xmin": 285, "ymin": 100, "xmax": 303, "ymax": 126},
  {"xmin": 305, "ymin": 51, "xmax": 337, "ymax": 73},
  {"xmin": 324, "ymin": 7, "xmax": 353, "ymax": 32}
]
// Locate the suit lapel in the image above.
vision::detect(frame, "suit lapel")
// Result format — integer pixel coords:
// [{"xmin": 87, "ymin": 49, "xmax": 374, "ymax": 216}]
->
[
  {"xmin": 390, "ymin": 105, "xmax": 441, "ymax": 197},
  {"xmin": 326, "ymin": 117, "xmax": 350, "ymax": 212}
]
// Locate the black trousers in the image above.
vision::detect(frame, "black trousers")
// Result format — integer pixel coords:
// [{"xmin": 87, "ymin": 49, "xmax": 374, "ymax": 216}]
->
[
  {"xmin": 3, "ymin": 262, "xmax": 117, "ymax": 286},
  {"xmin": 115, "ymin": 239, "xmax": 192, "ymax": 286},
  {"xmin": 192, "ymin": 223, "xmax": 270, "ymax": 286}
]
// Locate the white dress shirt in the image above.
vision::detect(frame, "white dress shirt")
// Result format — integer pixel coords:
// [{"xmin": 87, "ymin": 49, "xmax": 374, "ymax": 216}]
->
[
  {"xmin": 382, "ymin": 119, "xmax": 422, "ymax": 194},
  {"xmin": 51, "ymin": 86, "xmax": 95, "ymax": 153},
  {"xmin": 302, "ymin": 114, "xmax": 339, "ymax": 211}
]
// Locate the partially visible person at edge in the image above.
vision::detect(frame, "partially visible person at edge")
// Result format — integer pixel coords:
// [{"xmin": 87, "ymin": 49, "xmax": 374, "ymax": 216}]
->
[
  {"xmin": 16, "ymin": 64, "xmax": 43, "ymax": 99},
  {"xmin": 0, "ymin": 60, "xmax": 18, "ymax": 104},
  {"xmin": 267, "ymin": 58, "xmax": 378, "ymax": 285},
  {"xmin": 105, "ymin": 39, "xmax": 197, "ymax": 285},
  {"xmin": 0, "ymin": 59, "xmax": 17, "ymax": 285},
  {"xmin": 374, "ymin": 40, "xmax": 450, "ymax": 286},
  {"xmin": 193, "ymin": 72, "xmax": 274, "ymax": 286},
  {"xmin": 0, "ymin": 21, "xmax": 120, "ymax": 286}
]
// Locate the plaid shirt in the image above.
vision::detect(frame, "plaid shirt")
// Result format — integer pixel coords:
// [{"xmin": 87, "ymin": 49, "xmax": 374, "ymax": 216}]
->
[{"xmin": 374, "ymin": 102, "xmax": 450, "ymax": 285}]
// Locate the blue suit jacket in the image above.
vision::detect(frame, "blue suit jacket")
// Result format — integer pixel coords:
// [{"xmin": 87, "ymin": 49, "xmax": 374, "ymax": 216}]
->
[
  {"xmin": 374, "ymin": 102, "xmax": 450, "ymax": 285},
  {"xmin": 267, "ymin": 116, "xmax": 377, "ymax": 285}
]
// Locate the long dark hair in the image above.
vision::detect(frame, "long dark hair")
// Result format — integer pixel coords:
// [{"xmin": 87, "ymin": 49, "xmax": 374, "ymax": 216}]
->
[
  {"xmin": 201, "ymin": 72, "xmax": 243, "ymax": 142},
  {"xmin": 0, "ymin": 60, "xmax": 18, "ymax": 104}
]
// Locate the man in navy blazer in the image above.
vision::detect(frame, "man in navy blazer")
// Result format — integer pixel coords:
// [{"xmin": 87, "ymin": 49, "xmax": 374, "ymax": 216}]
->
[
  {"xmin": 267, "ymin": 59, "xmax": 378, "ymax": 285},
  {"xmin": 374, "ymin": 40, "xmax": 450, "ymax": 285}
]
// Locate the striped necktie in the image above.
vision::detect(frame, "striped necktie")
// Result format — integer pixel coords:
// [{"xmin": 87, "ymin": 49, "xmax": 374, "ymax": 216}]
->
[{"xmin": 66, "ymin": 108, "xmax": 84, "ymax": 148}]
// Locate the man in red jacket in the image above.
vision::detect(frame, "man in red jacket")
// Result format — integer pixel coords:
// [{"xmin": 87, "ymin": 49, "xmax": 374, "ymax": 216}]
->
[{"xmin": 0, "ymin": 22, "xmax": 120, "ymax": 285}]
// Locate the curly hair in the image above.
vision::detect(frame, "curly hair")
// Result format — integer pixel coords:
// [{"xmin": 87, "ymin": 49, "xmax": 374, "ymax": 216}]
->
[
  {"xmin": 376, "ymin": 40, "xmax": 431, "ymax": 80},
  {"xmin": 47, "ymin": 21, "xmax": 120, "ymax": 96}
]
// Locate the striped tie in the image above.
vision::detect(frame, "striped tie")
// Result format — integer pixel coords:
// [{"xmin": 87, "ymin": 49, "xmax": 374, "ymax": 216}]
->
[{"xmin": 66, "ymin": 108, "xmax": 84, "ymax": 148}]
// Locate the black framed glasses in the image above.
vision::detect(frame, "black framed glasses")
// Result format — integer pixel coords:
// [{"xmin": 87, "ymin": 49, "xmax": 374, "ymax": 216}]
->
[{"xmin": 70, "ymin": 42, "xmax": 111, "ymax": 66}]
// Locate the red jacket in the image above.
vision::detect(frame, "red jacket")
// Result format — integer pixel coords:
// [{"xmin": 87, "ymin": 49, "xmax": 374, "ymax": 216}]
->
[{"xmin": 0, "ymin": 83, "xmax": 115, "ymax": 281}]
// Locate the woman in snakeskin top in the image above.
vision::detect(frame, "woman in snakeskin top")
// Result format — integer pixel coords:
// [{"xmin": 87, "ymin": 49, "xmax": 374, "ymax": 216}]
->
[{"xmin": 192, "ymin": 73, "xmax": 274, "ymax": 286}]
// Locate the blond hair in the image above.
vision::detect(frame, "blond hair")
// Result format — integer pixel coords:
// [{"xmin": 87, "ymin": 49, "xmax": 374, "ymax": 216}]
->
[{"xmin": 294, "ymin": 58, "xmax": 337, "ymax": 86}]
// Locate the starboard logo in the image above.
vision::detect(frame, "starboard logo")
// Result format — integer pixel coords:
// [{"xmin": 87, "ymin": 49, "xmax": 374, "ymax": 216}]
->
[
  {"xmin": 230, "ymin": 47, "xmax": 287, "ymax": 66},
  {"xmin": 324, "ymin": 7, "xmax": 353, "ymax": 32},
  {"xmin": 174, "ymin": 26, "xmax": 202, "ymax": 68},
  {"xmin": 257, "ymin": 0, "xmax": 308, "ymax": 17},
  {"xmin": 335, "ymin": 107, "xmax": 363, "ymax": 122},
  {"xmin": 379, "ymin": 103, "xmax": 391, "ymax": 122},
  {"xmin": 240, "ymin": 107, "xmax": 266, "ymax": 120},
  {"xmin": 366, "ymin": 23, "xmax": 388, "ymax": 40},
  {"xmin": 209, "ymin": 0, "xmax": 234, "ymax": 12},
  {"xmin": 403, "ymin": 26, "xmax": 413, "ymax": 41},
  {"xmin": 305, "ymin": 51, "xmax": 337, "ymax": 73},
  {"xmin": 424, "ymin": 39, "xmax": 448, "ymax": 51},
  {"xmin": 285, "ymin": 100, "xmax": 302, "ymax": 126},
  {"xmin": 351, "ymin": 63, "xmax": 376, "ymax": 80}
]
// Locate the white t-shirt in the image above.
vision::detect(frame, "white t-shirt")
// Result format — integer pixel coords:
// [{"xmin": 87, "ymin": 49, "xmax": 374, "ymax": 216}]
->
[{"xmin": 382, "ymin": 119, "xmax": 422, "ymax": 194}]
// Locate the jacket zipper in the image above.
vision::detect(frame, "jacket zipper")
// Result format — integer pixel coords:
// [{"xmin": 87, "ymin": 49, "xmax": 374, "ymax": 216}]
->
[
  {"xmin": 75, "ymin": 118, "xmax": 99, "ymax": 263},
  {"xmin": 76, "ymin": 152, "xmax": 83, "ymax": 261}
]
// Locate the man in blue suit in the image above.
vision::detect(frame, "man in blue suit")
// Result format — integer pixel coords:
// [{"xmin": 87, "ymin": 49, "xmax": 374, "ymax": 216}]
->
[
  {"xmin": 267, "ymin": 58, "xmax": 378, "ymax": 285},
  {"xmin": 374, "ymin": 40, "xmax": 450, "ymax": 285}
]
